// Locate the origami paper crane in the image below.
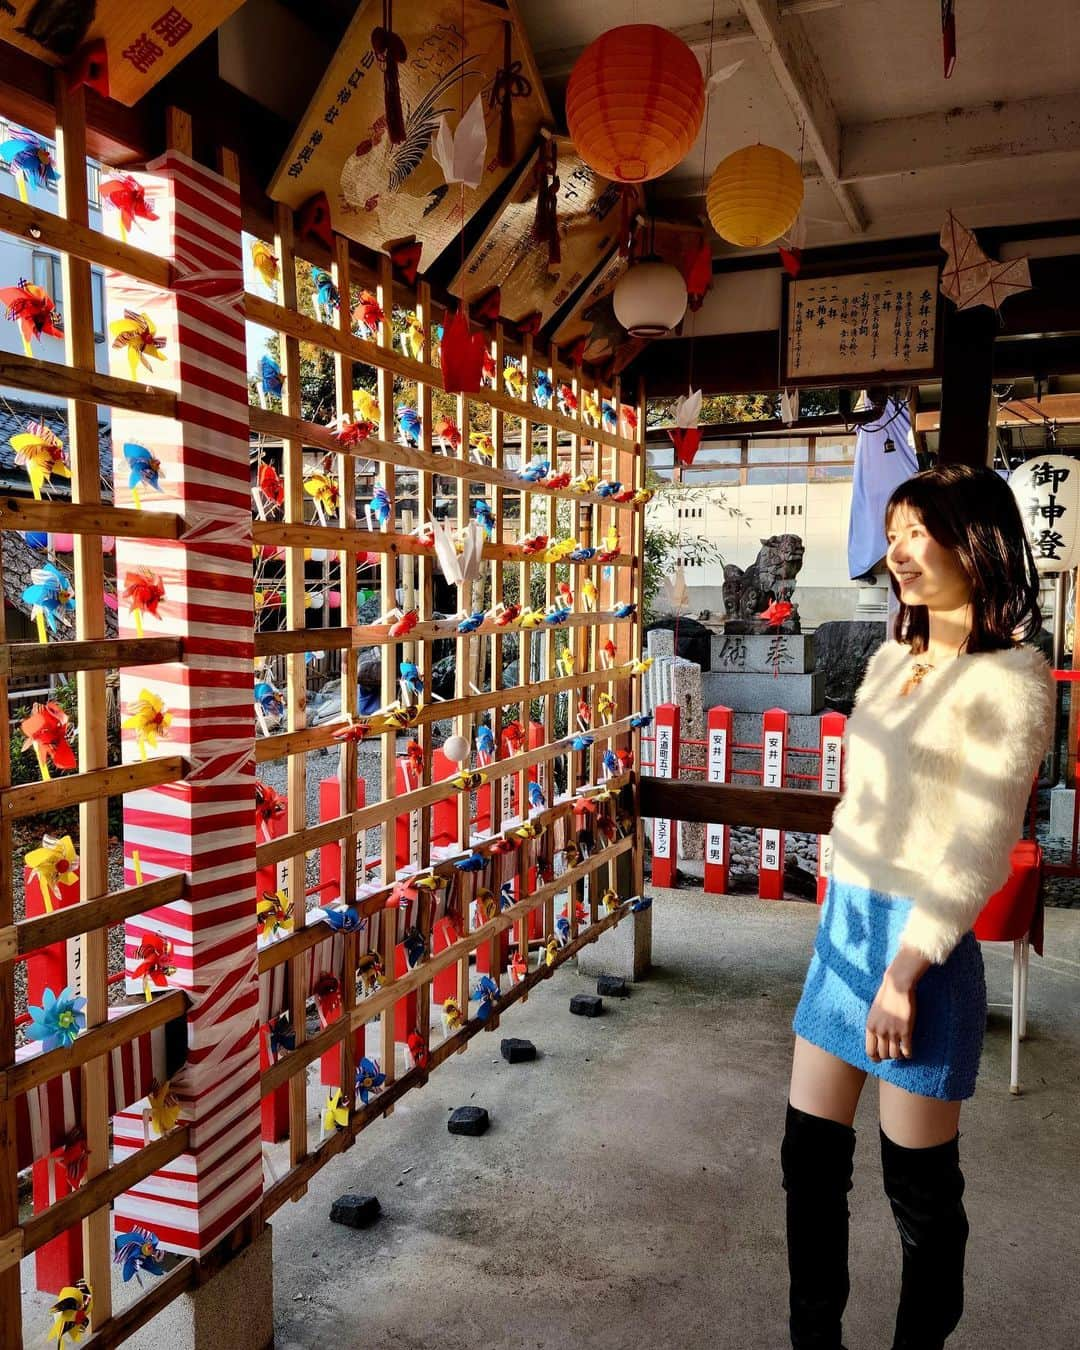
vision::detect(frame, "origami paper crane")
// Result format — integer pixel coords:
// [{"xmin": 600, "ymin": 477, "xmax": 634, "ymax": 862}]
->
[
  {"xmin": 432, "ymin": 93, "xmax": 488, "ymax": 188},
  {"xmin": 669, "ymin": 388, "xmax": 703, "ymax": 466}
]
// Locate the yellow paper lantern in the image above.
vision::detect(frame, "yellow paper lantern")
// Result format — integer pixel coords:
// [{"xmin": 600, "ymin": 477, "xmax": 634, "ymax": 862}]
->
[
  {"xmin": 566, "ymin": 25, "xmax": 706, "ymax": 184},
  {"xmin": 706, "ymin": 145, "xmax": 805, "ymax": 248}
]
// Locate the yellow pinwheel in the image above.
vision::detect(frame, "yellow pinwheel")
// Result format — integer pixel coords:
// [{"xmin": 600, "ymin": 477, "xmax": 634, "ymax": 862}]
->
[
  {"xmin": 147, "ymin": 1079, "xmax": 180, "ymax": 1138},
  {"xmin": 48, "ymin": 1279, "xmax": 92, "ymax": 1347},
  {"xmin": 109, "ymin": 309, "xmax": 167, "ymax": 380},
  {"xmin": 121, "ymin": 689, "xmax": 172, "ymax": 761},
  {"xmin": 250, "ymin": 239, "xmax": 279, "ymax": 290},
  {"xmin": 543, "ymin": 538, "xmax": 576, "ymax": 563},
  {"xmin": 469, "ymin": 431, "xmax": 494, "ymax": 461},
  {"xmin": 601, "ymin": 888, "xmax": 620, "ymax": 915},
  {"xmin": 323, "ymin": 1088, "xmax": 350, "ymax": 1132},
  {"xmin": 303, "ymin": 470, "xmax": 339, "ymax": 518},
  {"xmin": 517, "ymin": 608, "xmax": 546, "ymax": 629},
  {"xmin": 25, "ymin": 834, "xmax": 78, "ymax": 912},
  {"xmin": 10, "ymin": 421, "xmax": 68, "ymax": 499},
  {"xmin": 557, "ymin": 648, "xmax": 575, "ymax": 678},
  {"xmin": 257, "ymin": 889, "xmax": 293, "ymax": 940},
  {"xmin": 597, "ymin": 693, "xmax": 616, "ymax": 722}
]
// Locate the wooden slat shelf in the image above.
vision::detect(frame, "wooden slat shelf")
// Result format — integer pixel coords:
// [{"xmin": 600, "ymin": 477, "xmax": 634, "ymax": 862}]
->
[
  {"xmin": 1, "ymin": 755, "xmax": 185, "ymax": 818},
  {"xmin": 0, "ymin": 351, "xmax": 177, "ymax": 418},
  {"xmin": 1, "ymin": 636, "xmax": 183, "ymax": 678},
  {"xmin": 0, "ymin": 498, "xmax": 183, "ymax": 541},
  {"xmin": 639, "ymin": 778, "xmax": 841, "ymax": 833}
]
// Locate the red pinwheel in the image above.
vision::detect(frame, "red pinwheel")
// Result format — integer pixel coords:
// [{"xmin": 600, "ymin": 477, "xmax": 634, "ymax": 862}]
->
[
  {"xmin": 405, "ymin": 740, "xmax": 424, "ymax": 781},
  {"xmin": 100, "ymin": 175, "xmax": 158, "ymax": 235},
  {"xmin": 21, "ymin": 701, "xmax": 76, "ymax": 776},
  {"xmin": 132, "ymin": 934, "xmax": 176, "ymax": 1000},
  {"xmin": 258, "ymin": 462, "xmax": 284, "ymax": 509},
  {"xmin": 440, "ymin": 310, "xmax": 487, "ymax": 394},
  {"xmin": 1, "ymin": 279, "xmax": 63, "ymax": 344},
  {"xmin": 121, "ymin": 569, "xmax": 166, "ymax": 637},
  {"xmin": 255, "ymin": 780, "xmax": 287, "ymax": 839}
]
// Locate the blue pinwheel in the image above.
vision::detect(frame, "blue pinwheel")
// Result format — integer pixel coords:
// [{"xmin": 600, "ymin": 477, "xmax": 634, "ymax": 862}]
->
[
  {"xmin": 254, "ymin": 681, "xmax": 284, "ymax": 719},
  {"xmin": 613, "ymin": 602, "xmax": 637, "ymax": 619},
  {"xmin": 26, "ymin": 985, "xmax": 86, "ymax": 1053},
  {"xmin": 596, "ymin": 480, "xmax": 622, "ymax": 498},
  {"xmin": 114, "ymin": 1227, "xmax": 165, "ymax": 1286},
  {"xmin": 472, "ymin": 975, "xmax": 500, "ymax": 1021},
  {"xmin": 602, "ymin": 400, "xmax": 618, "ymax": 433},
  {"xmin": 571, "ymin": 734, "xmax": 594, "ymax": 752},
  {"xmin": 555, "ymin": 915, "xmax": 571, "ymax": 946},
  {"xmin": 396, "ymin": 404, "xmax": 421, "ymax": 447},
  {"xmin": 528, "ymin": 781, "xmax": 546, "ymax": 811},
  {"xmin": 403, "ymin": 926, "xmax": 426, "ymax": 969},
  {"xmin": 499, "ymin": 881, "xmax": 515, "ymax": 911},
  {"xmin": 475, "ymin": 724, "xmax": 495, "ymax": 757},
  {"xmin": 268, "ymin": 1012, "xmax": 295, "ymax": 1058},
  {"xmin": 0, "ymin": 129, "xmax": 59, "ymax": 189},
  {"xmin": 257, "ymin": 355, "xmax": 284, "ymax": 398},
  {"xmin": 323, "ymin": 905, "xmax": 362, "ymax": 932},
  {"xmin": 22, "ymin": 562, "xmax": 75, "ymax": 633},
  {"xmin": 568, "ymin": 546, "xmax": 596, "ymax": 563},
  {"xmin": 458, "ymin": 611, "xmax": 485, "ymax": 634},
  {"xmin": 312, "ymin": 268, "xmax": 340, "ymax": 311},
  {"xmin": 534, "ymin": 370, "xmax": 553, "ymax": 407},
  {"xmin": 124, "ymin": 443, "xmax": 163, "ymax": 493},
  {"xmin": 355, "ymin": 1057, "xmax": 386, "ymax": 1105},
  {"xmin": 603, "ymin": 749, "xmax": 619, "ymax": 776},
  {"xmin": 629, "ymin": 713, "xmax": 653, "ymax": 730},
  {"xmin": 454, "ymin": 852, "xmax": 486, "ymax": 873},
  {"xmin": 519, "ymin": 458, "xmax": 550, "ymax": 483},
  {"xmin": 399, "ymin": 660, "xmax": 424, "ymax": 698},
  {"xmin": 473, "ymin": 498, "xmax": 495, "ymax": 539}
]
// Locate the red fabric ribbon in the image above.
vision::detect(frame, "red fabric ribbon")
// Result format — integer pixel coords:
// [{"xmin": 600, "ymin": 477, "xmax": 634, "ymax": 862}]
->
[{"xmin": 372, "ymin": 1, "xmax": 407, "ymax": 144}]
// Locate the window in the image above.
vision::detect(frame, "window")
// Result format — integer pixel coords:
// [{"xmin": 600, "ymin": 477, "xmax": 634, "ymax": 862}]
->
[
  {"xmin": 749, "ymin": 442, "xmax": 809, "ymax": 463},
  {"xmin": 87, "ymin": 163, "xmax": 101, "ymax": 208},
  {"xmin": 776, "ymin": 503, "xmax": 804, "ymax": 516},
  {"xmin": 32, "ymin": 250, "xmax": 63, "ymax": 302},
  {"xmin": 91, "ymin": 268, "xmax": 105, "ymax": 342}
]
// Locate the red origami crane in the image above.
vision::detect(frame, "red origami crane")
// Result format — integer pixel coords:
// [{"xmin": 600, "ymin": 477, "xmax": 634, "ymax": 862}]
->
[
  {"xmin": 353, "ymin": 290, "xmax": 384, "ymax": 335},
  {"xmin": 683, "ymin": 235, "xmax": 713, "ymax": 312},
  {"xmin": 440, "ymin": 310, "xmax": 487, "ymax": 393},
  {"xmin": 407, "ymin": 1031, "xmax": 429, "ymax": 1070},
  {"xmin": 1, "ymin": 280, "xmax": 63, "ymax": 343},
  {"xmin": 21, "ymin": 701, "xmax": 76, "ymax": 772},
  {"xmin": 100, "ymin": 175, "xmax": 158, "ymax": 234},
  {"xmin": 258, "ymin": 462, "xmax": 284, "ymax": 508},
  {"xmin": 255, "ymin": 780, "xmax": 287, "ymax": 838},
  {"xmin": 55, "ymin": 1128, "xmax": 89, "ymax": 1189},
  {"xmin": 758, "ymin": 599, "xmax": 793, "ymax": 628}
]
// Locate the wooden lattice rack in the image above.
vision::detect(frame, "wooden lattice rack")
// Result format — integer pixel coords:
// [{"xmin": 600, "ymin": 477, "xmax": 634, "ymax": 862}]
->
[{"xmin": 0, "ymin": 83, "xmax": 647, "ymax": 1346}]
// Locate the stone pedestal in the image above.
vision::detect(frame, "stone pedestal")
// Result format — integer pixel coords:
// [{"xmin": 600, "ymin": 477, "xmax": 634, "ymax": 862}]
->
[
  {"xmin": 711, "ymin": 633, "xmax": 816, "ymax": 675},
  {"xmin": 577, "ymin": 905, "xmax": 651, "ymax": 982},
  {"xmin": 1049, "ymin": 786, "xmax": 1076, "ymax": 840},
  {"xmin": 127, "ymin": 1227, "xmax": 274, "ymax": 1350},
  {"xmin": 703, "ymin": 669, "xmax": 825, "ymax": 715}
]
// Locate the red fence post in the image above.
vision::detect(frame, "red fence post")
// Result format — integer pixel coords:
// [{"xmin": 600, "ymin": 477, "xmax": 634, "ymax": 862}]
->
[
  {"xmin": 759, "ymin": 709, "xmax": 788, "ymax": 900},
  {"xmin": 704, "ymin": 706, "xmax": 733, "ymax": 894},
  {"xmin": 817, "ymin": 713, "xmax": 846, "ymax": 904},
  {"xmin": 651, "ymin": 703, "xmax": 681, "ymax": 887}
]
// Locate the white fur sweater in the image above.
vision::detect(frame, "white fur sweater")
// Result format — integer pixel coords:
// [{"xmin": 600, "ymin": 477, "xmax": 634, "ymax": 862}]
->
[{"xmin": 828, "ymin": 639, "xmax": 1056, "ymax": 964}]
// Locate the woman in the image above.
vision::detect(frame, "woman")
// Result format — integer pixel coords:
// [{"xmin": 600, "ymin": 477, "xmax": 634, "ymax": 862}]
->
[{"xmin": 782, "ymin": 463, "xmax": 1056, "ymax": 1350}]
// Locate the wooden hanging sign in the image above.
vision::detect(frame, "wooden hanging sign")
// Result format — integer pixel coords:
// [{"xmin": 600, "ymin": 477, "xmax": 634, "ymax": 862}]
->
[
  {"xmin": 449, "ymin": 137, "xmax": 638, "ymax": 328},
  {"xmin": 268, "ymin": 0, "xmax": 551, "ymax": 266},
  {"xmin": 0, "ymin": 0, "xmax": 245, "ymax": 106},
  {"xmin": 549, "ymin": 248, "xmax": 628, "ymax": 361}
]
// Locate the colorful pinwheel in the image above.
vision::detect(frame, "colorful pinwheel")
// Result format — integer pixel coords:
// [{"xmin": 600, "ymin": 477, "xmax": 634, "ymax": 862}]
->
[
  {"xmin": 254, "ymin": 680, "xmax": 284, "ymax": 732},
  {"xmin": 401, "ymin": 311, "xmax": 424, "ymax": 360},
  {"xmin": 21, "ymin": 701, "xmax": 76, "ymax": 778},
  {"xmin": 114, "ymin": 1227, "xmax": 165, "ymax": 1286},
  {"xmin": 368, "ymin": 483, "xmax": 392, "ymax": 529},
  {"xmin": 257, "ymin": 889, "xmax": 293, "ymax": 940},
  {"xmin": 473, "ymin": 498, "xmax": 495, "ymax": 539},
  {"xmin": 132, "ymin": 935, "xmax": 175, "ymax": 1002},
  {"xmin": 355, "ymin": 1057, "xmax": 386, "ymax": 1105},
  {"xmin": 100, "ymin": 174, "xmax": 158, "ymax": 236},
  {"xmin": 146, "ymin": 1078, "xmax": 180, "ymax": 1136},
  {"xmin": 257, "ymin": 355, "xmax": 284, "ymax": 399},
  {"xmin": 407, "ymin": 1031, "xmax": 429, "ymax": 1069},
  {"xmin": 354, "ymin": 388, "xmax": 380, "ymax": 425},
  {"xmin": 396, "ymin": 404, "xmax": 421, "ymax": 446},
  {"xmin": 25, "ymin": 834, "xmax": 78, "ymax": 912},
  {"xmin": 249, "ymin": 239, "xmax": 279, "ymax": 290},
  {"xmin": 123, "ymin": 443, "xmax": 164, "ymax": 504},
  {"xmin": 27, "ymin": 985, "xmax": 85, "ymax": 1053},
  {"xmin": 441, "ymin": 997, "xmax": 463, "ymax": 1034},
  {"xmin": 122, "ymin": 689, "xmax": 171, "ymax": 760},
  {"xmin": 23, "ymin": 563, "xmax": 75, "ymax": 638},
  {"xmin": 303, "ymin": 469, "xmax": 339, "ymax": 520},
  {"xmin": 0, "ymin": 278, "xmax": 63, "ymax": 348},
  {"xmin": 535, "ymin": 369, "xmax": 553, "ymax": 407},
  {"xmin": 0, "ymin": 128, "xmax": 59, "ymax": 194},
  {"xmin": 322, "ymin": 904, "xmax": 362, "ymax": 932},
  {"xmin": 10, "ymin": 421, "xmax": 68, "ymax": 498},
  {"xmin": 48, "ymin": 1280, "xmax": 92, "ymax": 1348},
  {"xmin": 503, "ymin": 363, "xmax": 525, "ymax": 398},
  {"xmin": 55, "ymin": 1129, "xmax": 89, "ymax": 1190},
  {"xmin": 268, "ymin": 1012, "xmax": 295, "ymax": 1059},
  {"xmin": 557, "ymin": 383, "xmax": 577, "ymax": 415},
  {"xmin": 323, "ymin": 1089, "xmax": 350, "ymax": 1132},
  {"xmin": 110, "ymin": 309, "xmax": 167, "ymax": 379},
  {"xmin": 121, "ymin": 568, "xmax": 165, "ymax": 637}
]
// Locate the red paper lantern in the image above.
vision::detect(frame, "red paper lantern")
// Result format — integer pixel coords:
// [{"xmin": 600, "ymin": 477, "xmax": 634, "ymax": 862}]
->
[{"xmin": 566, "ymin": 25, "xmax": 705, "ymax": 184}]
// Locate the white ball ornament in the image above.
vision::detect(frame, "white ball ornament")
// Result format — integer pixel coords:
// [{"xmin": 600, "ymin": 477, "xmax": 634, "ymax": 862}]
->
[{"xmin": 442, "ymin": 734, "xmax": 470, "ymax": 764}]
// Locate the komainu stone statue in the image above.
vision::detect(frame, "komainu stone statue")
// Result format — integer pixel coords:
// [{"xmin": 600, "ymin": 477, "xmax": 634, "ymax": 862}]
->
[{"xmin": 722, "ymin": 534, "xmax": 805, "ymax": 634}]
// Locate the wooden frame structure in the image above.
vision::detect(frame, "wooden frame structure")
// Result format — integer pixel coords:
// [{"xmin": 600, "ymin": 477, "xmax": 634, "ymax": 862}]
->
[{"xmin": 0, "ymin": 81, "xmax": 647, "ymax": 1346}]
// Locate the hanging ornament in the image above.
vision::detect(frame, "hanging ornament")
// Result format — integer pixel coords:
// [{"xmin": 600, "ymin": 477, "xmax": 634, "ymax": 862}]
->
[
  {"xmin": 490, "ymin": 20, "xmax": 531, "ymax": 167},
  {"xmin": 297, "ymin": 191, "xmax": 333, "ymax": 250},
  {"xmin": 371, "ymin": 0, "xmax": 407, "ymax": 144},
  {"xmin": 566, "ymin": 25, "xmax": 705, "ymax": 182},
  {"xmin": 68, "ymin": 38, "xmax": 109, "ymax": 98},
  {"xmin": 432, "ymin": 92, "xmax": 488, "ymax": 189},
  {"xmin": 683, "ymin": 234, "xmax": 713, "ymax": 312},
  {"xmin": 707, "ymin": 145, "xmax": 804, "ymax": 248},
  {"xmin": 440, "ymin": 310, "xmax": 487, "ymax": 394},
  {"xmin": 939, "ymin": 211, "xmax": 1030, "ymax": 313},
  {"xmin": 613, "ymin": 259, "xmax": 687, "ymax": 337},
  {"xmin": 1009, "ymin": 455, "xmax": 1080, "ymax": 573},
  {"xmin": 669, "ymin": 388, "xmax": 704, "ymax": 466},
  {"xmin": 389, "ymin": 239, "xmax": 423, "ymax": 285},
  {"xmin": 533, "ymin": 136, "xmax": 561, "ymax": 266}
]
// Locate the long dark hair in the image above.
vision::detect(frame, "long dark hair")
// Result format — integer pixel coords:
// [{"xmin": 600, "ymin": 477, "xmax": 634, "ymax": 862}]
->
[{"xmin": 885, "ymin": 463, "xmax": 1043, "ymax": 655}]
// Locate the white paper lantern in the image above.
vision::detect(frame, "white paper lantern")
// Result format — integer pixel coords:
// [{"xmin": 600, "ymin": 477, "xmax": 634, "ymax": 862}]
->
[
  {"xmin": 442, "ymin": 734, "xmax": 470, "ymax": 764},
  {"xmin": 1009, "ymin": 454, "xmax": 1080, "ymax": 573},
  {"xmin": 613, "ymin": 261, "xmax": 687, "ymax": 337}
]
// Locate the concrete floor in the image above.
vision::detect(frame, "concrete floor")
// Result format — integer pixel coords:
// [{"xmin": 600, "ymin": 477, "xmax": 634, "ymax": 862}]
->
[{"xmin": 272, "ymin": 890, "xmax": 1080, "ymax": 1350}]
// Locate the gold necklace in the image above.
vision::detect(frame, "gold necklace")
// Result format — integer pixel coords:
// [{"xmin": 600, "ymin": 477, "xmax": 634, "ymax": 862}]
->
[{"xmin": 900, "ymin": 661, "xmax": 935, "ymax": 696}]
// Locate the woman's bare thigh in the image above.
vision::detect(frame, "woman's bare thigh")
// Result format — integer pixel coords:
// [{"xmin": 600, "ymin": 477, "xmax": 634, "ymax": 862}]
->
[
  {"xmin": 878, "ymin": 1079, "xmax": 963, "ymax": 1146},
  {"xmin": 789, "ymin": 1035, "xmax": 868, "ymax": 1127}
]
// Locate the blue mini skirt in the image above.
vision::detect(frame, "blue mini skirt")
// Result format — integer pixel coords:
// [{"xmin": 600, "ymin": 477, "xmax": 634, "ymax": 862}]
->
[{"xmin": 793, "ymin": 878, "xmax": 987, "ymax": 1100}]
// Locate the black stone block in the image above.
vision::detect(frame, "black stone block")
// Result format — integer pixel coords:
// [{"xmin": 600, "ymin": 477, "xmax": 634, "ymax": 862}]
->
[
  {"xmin": 596, "ymin": 976, "xmax": 629, "ymax": 998},
  {"xmin": 448, "ymin": 1106, "xmax": 490, "ymax": 1136},
  {"xmin": 329, "ymin": 1194, "xmax": 381, "ymax": 1229},
  {"xmin": 570, "ymin": 993, "xmax": 604, "ymax": 1017},
  {"xmin": 500, "ymin": 1038, "xmax": 536, "ymax": 1063}
]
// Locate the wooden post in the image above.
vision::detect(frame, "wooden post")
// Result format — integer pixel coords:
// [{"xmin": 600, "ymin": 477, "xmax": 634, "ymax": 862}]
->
[{"xmin": 937, "ymin": 303, "xmax": 997, "ymax": 467}]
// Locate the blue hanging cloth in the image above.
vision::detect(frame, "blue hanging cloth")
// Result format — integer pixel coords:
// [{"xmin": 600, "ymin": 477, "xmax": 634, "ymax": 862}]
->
[{"xmin": 847, "ymin": 399, "xmax": 918, "ymax": 580}]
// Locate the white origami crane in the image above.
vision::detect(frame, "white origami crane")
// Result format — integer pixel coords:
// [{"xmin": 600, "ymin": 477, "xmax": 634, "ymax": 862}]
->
[
  {"xmin": 780, "ymin": 389, "xmax": 799, "ymax": 425},
  {"xmin": 940, "ymin": 211, "xmax": 1031, "ymax": 312},
  {"xmin": 432, "ymin": 94, "xmax": 488, "ymax": 190},
  {"xmin": 430, "ymin": 515, "xmax": 485, "ymax": 590},
  {"xmin": 707, "ymin": 58, "xmax": 744, "ymax": 90},
  {"xmin": 658, "ymin": 564, "xmax": 690, "ymax": 615},
  {"xmin": 675, "ymin": 388, "xmax": 702, "ymax": 429}
]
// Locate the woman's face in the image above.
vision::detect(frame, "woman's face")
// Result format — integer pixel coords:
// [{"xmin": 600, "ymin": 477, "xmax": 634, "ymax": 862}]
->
[{"xmin": 885, "ymin": 506, "xmax": 972, "ymax": 611}]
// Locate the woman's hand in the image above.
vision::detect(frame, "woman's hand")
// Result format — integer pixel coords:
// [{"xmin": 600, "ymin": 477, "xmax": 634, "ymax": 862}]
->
[{"xmin": 866, "ymin": 970, "xmax": 917, "ymax": 1062}]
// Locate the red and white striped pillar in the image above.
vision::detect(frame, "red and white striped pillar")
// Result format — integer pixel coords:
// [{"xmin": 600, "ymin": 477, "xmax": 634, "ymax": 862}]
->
[
  {"xmin": 703, "ymin": 705, "xmax": 733, "ymax": 895},
  {"xmin": 104, "ymin": 151, "xmax": 262, "ymax": 1256},
  {"xmin": 816, "ymin": 712, "xmax": 846, "ymax": 904},
  {"xmin": 651, "ymin": 702, "xmax": 680, "ymax": 888},
  {"xmin": 759, "ymin": 709, "xmax": 788, "ymax": 901}
]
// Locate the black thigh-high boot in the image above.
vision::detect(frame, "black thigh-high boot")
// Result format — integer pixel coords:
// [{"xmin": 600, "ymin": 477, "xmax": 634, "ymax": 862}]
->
[
  {"xmin": 781, "ymin": 1103, "xmax": 856, "ymax": 1350},
  {"xmin": 880, "ymin": 1128, "xmax": 969, "ymax": 1350}
]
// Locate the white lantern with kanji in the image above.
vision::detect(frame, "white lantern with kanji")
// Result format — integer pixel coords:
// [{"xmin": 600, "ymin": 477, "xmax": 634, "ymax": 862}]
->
[{"xmin": 1009, "ymin": 454, "xmax": 1080, "ymax": 573}]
